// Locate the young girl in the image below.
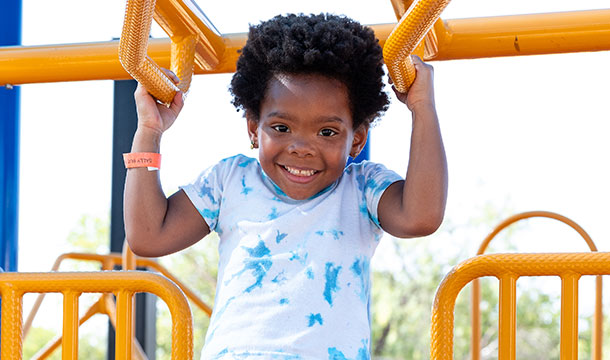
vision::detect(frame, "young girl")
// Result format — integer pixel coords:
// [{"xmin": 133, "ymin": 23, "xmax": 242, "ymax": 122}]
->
[{"xmin": 125, "ymin": 13, "xmax": 447, "ymax": 360}]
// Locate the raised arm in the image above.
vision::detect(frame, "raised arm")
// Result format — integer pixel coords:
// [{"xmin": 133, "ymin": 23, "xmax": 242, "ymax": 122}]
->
[
  {"xmin": 378, "ymin": 56, "xmax": 448, "ymax": 238},
  {"xmin": 124, "ymin": 75, "xmax": 209, "ymax": 257}
]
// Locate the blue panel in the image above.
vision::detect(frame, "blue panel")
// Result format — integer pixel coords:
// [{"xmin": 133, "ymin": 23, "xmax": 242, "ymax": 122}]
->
[{"xmin": 0, "ymin": 0, "xmax": 22, "ymax": 272}]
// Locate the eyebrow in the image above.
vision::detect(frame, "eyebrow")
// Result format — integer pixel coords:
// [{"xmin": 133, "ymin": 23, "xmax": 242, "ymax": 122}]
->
[{"xmin": 266, "ymin": 111, "xmax": 346, "ymax": 124}]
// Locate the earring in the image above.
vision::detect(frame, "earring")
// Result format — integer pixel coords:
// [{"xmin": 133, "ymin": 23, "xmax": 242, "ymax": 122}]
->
[{"xmin": 250, "ymin": 141, "xmax": 257, "ymax": 149}]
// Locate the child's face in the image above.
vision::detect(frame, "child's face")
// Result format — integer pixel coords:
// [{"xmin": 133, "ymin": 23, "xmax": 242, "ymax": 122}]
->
[{"xmin": 247, "ymin": 73, "xmax": 368, "ymax": 200}]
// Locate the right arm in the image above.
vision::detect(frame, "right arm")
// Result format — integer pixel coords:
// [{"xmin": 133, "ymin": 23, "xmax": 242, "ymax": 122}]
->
[{"xmin": 124, "ymin": 80, "xmax": 210, "ymax": 257}]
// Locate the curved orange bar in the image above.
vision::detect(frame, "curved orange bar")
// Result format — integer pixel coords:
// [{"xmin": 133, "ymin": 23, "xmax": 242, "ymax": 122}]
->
[
  {"xmin": 477, "ymin": 211, "xmax": 597, "ymax": 255},
  {"xmin": 119, "ymin": 0, "xmax": 195, "ymax": 105},
  {"xmin": 470, "ymin": 211, "xmax": 602, "ymax": 360},
  {"xmin": 383, "ymin": 0, "xmax": 451, "ymax": 92},
  {"xmin": 0, "ymin": 271, "xmax": 193, "ymax": 360},
  {"xmin": 432, "ymin": 252, "xmax": 610, "ymax": 360}
]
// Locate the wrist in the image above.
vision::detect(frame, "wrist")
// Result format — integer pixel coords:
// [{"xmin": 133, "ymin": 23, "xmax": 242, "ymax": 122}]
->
[
  {"xmin": 131, "ymin": 127, "xmax": 163, "ymax": 153},
  {"xmin": 408, "ymin": 100, "xmax": 436, "ymax": 114}
]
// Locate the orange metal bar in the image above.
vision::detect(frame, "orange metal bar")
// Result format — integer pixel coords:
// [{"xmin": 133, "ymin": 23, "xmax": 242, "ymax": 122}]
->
[
  {"xmin": 0, "ymin": 271, "xmax": 193, "ymax": 360},
  {"xmin": 2, "ymin": 9, "xmax": 608, "ymax": 86},
  {"xmin": 61, "ymin": 291, "xmax": 79, "ymax": 360},
  {"xmin": 383, "ymin": 0, "xmax": 451, "ymax": 92},
  {"xmin": 118, "ymin": 0, "xmax": 227, "ymax": 105},
  {"xmin": 560, "ymin": 272, "xmax": 580, "ymax": 360},
  {"xmin": 432, "ymin": 9, "xmax": 610, "ymax": 61},
  {"xmin": 593, "ymin": 275, "xmax": 603, "ymax": 360},
  {"xmin": 470, "ymin": 279, "xmax": 481, "ymax": 360},
  {"xmin": 471, "ymin": 211, "xmax": 602, "ymax": 360},
  {"xmin": 1, "ymin": 287, "xmax": 24, "ymax": 360},
  {"xmin": 115, "ymin": 290, "xmax": 134, "ymax": 360},
  {"xmin": 432, "ymin": 252, "xmax": 610, "ymax": 360},
  {"xmin": 498, "ymin": 274, "xmax": 516, "ymax": 360}
]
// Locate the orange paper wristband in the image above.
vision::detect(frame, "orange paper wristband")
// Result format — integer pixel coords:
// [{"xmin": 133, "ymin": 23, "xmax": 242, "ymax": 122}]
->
[{"xmin": 123, "ymin": 152, "xmax": 161, "ymax": 170}]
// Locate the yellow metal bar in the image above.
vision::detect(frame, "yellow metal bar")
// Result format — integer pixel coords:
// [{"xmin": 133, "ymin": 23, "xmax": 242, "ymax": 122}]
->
[
  {"xmin": 432, "ymin": 9, "xmax": 610, "ymax": 61},
  {"xmin": 593, "ymin": 275, "xmax": 603, "ymax": 360},
  {"xmin": 115, "ymin": 290, "xmax": 134, "ymax": 360},
  {"xmin": 0, "ymin": 39, "xmax": 170, "ymax": 85},
  {"xmin": 498, "ymin": 275, "xmax": 516, "ymax": 360},
  {"xmin": 0, "ymin": 271, "xmax": 193, "ymax": 360},
  {"xmin": 383, "ymin": 0, "xmax": 451, "ymax": 92},
  {"xmin": 62, "ymin": 291, "xmax": 79, "ymax": 360},
  {"xmin": 560, "ymin": 272, "xmax": 580, "ymax": 360},
  {"xmin": 2, "ymin": 9, "xmax": 609, "ymax": 86},
  {"xmin": 471, "ymin": 211, "xmax": 602, "ymax": 360},
  {"xmin": 470, "ymin": 279, "xmax": 481, "ymax": 360},
  {"xmin": 0, "ymin": 288, "xmax": 23, "ymax": 360},
  {"xmin": 431, "ymin": 252, "xmax": 610, "ymax": 360}
]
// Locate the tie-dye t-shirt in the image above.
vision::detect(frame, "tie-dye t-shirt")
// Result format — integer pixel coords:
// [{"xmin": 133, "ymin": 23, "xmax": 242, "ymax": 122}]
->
[{"xmin": 181, "ymin": 154, "xmax": 402, "ymax": 360}]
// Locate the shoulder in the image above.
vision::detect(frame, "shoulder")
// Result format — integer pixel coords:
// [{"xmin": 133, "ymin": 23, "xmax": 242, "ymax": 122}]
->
[
  {"xmin": 344, "ymin": 161, "xmax": 401, "ymax": 184},
  {"xmin": 218, "ymin": 154, "xmax": 259, "ymax": 168}
]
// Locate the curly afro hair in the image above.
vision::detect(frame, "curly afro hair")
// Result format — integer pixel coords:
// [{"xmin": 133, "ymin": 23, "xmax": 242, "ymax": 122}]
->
[{"xmin": 230, "ymin": 13, "xmax": 389, "ymax": 129}]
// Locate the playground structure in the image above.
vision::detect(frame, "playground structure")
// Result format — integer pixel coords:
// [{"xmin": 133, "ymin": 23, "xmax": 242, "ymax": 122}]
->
[{"xmin": 1, "ymin": 0, "xmax": 610, "ymax": 358}]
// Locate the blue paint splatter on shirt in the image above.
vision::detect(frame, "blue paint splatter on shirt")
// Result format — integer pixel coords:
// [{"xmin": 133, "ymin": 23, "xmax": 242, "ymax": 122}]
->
[
  {"xmin": 306, "ymin": 266, "xmax": 314, "ymax": 279},
  {"xmin": 272, "ymin": 270, "xmax": 287, "ymax": 284},
  {"xmin": 237, "ymin": 157, "xmax": 256, "ymax": 167},
  {"xmin": 225, "ymin": 240, "xmax": 273, "ymax": 293},
  {"xmin": 200, "ymin": 208, "xmax": 219, "ymax": 219},
  {"xmin": 268, "ymin": 207, "xmax": 279, "ymax": 220},
  {"xmin": 241, "ymin": 175, "xmax": 252, "ymax": 196},
  {"xmin": 323, "ymin": 262, "xmax": 342, "ymax": 306},
  {"xmin": 279, "ymin": 298, "xmax": 289, "ymax": 305},
  {"xmin": 328, "ymin": 348, "xmax": 348, "ymax": 360},
  {"xmin": 308, "ymin": 313, "xmax": 323, "ymax": 327},
  {"xmin": 327, "ymin": 341, "xmax": 370, "ymax": 360},
  {"xmin": 351, "ymin": 257, "xmax": 370, "ymax": 303},
  {"xmin": 198, "ymin": 181, "xmax": 217, "ymax": 204},
  {"xmin": 315, "ymin": 230, "xmax": 344, "ymax": 240},
  {"xmin": 275, "ymin": 230, "xmax": 288, "ymax": 244}
]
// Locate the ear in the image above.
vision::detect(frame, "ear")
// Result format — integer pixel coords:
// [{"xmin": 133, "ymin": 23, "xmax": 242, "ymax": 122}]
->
[
  {"xmin": 246, "ymin": 112, "xmax": 259, "ymax": 147},
  {"xmin": 350, "ymin": 125, "xmax": 369, "ymax": 158}
]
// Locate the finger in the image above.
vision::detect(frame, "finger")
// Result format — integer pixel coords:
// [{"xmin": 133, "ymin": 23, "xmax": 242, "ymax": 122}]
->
[{"xmin": 162, "ymin": 68, "xmax": 181, "ymax": 85}]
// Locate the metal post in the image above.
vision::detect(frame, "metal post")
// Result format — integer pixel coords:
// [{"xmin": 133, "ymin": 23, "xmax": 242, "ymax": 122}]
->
[{"xmin": 0, "ymin": 0, "xmax": 22, "ymax": 273}]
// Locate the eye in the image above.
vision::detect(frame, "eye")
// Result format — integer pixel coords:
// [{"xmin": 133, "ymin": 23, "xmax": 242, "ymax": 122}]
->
[
  {"xmin": 319, "ymin": 128, "xmax": 337, "ymax": 137},
  {"xmin": 272, "ymin": 124, "xmax": 289, "ymax": 133}
]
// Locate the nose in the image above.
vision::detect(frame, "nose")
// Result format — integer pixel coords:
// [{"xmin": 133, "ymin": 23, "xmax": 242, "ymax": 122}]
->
[{"xmin": 288, "ymin": 137, "xmax": 315, "ymax": 157}]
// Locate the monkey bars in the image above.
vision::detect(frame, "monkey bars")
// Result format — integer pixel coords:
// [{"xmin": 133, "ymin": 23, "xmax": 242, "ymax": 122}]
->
[{"xmin": 0, "ymin": 1, "xmax": 608, "ymax": 93}]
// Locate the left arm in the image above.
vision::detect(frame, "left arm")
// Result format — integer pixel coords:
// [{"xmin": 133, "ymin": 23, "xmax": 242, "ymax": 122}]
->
[{"xmin": 378, "ymin": 56, "xmax": 448, "ymax": 238}]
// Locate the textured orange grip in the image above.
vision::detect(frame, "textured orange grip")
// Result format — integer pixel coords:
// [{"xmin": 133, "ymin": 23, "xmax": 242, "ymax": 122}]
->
[
  {"xmin": 383, "ymin": 0, "xmax": 451, "ymax": 92},
  {"xmin": 118, "ymin": 0, "xmax": 195, "ymax": 105}
]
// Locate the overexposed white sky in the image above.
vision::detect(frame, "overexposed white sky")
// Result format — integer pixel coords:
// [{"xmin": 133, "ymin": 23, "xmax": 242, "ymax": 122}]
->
[{"xmin": 16, "ymin": 0, "xmax": 610, "ymax": 295}]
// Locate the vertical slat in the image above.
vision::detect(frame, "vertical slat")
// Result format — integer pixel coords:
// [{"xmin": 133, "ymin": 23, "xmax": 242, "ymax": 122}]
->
[
  {"xmin": 471, "ymin": 279, "xmax": 481, "ymax": 360},
  {"xmin": 115, "ymin": 290, "xmax": 134, "ymax": 360},
  {"xmin": 1, "ymin": 288, "xmax": 23, "ymax": 360},
  {"xmin": 560, "ymin": 273, "xmax": 580, "ymax": 360},
  {"xmin": 62, "ymin": 291, "xmax": 80, "ymax": 360},
  {"xmin": 498, "ymin": 274, "xmax": 516, "ymax": 360},
  {"xmin": 592, "ymin": 275, "xmax": 603, "ymax": 360}
]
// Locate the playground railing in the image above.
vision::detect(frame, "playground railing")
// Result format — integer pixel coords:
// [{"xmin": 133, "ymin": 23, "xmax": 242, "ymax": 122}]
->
[
  {"xmin": 470, "ymin": 211, "xmax": 602, "ymax": 360},
  {"xmin": 22, "ymin": 251, "xmax": 212, "ymax": 359},
  {"xmin": 0, "ymin": 271, "xmax": 193, "ymax": 360},
  {"xmin": 431, "ymin": 252, "xmax": 610, "ymax": 360}
]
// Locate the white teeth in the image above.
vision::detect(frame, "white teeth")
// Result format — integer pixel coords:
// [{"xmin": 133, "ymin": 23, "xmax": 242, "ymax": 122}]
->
[{"xmin": 284, "ymin": 166, "xmax": 316, "ymax": 176}]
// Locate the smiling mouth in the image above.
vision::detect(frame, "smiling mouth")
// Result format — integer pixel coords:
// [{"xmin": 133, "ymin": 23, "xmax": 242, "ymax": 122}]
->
[{"xmin": 282, "ymin": 165, "xmax": 318, "ymax": 177}]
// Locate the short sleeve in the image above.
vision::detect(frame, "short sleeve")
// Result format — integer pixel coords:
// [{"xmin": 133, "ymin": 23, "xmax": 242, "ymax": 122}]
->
[
  {"xmin": 180, "ymin": 159, "xmax": 230, "ymax": 232},
  {"xmin": 356, "ymin": 161, "xmax": 403, "ymax": 227}
]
